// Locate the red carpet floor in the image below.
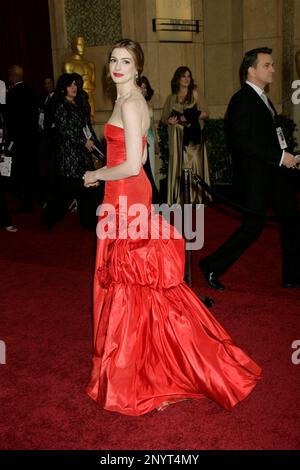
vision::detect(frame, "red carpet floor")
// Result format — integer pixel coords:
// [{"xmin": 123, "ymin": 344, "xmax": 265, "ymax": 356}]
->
[{"xmin": 0, "ymin": 205, "xmax": 300, "ymax": 450}]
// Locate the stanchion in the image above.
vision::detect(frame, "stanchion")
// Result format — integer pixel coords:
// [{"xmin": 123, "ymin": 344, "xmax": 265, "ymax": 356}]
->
[
  {"xmin": 182, "ymin": 168, "xmax": 192, "ymax": 286},
  {"xmin": 182, "ymin": 168, "xmax": 215, "ymax": 308}
]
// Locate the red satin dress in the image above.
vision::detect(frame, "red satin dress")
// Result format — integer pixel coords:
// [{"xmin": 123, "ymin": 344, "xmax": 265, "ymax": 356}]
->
[{"xmin": 86, "ymin": 123, "xmax": 262, "ymax": 416}]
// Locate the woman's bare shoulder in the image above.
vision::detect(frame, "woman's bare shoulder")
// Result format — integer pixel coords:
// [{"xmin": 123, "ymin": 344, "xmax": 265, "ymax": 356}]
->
[
  {"xmin": 122, "ymin": 93, "xmax": 148, "ymax": 117},
  {"xmin": 121, "ymin": 94, "xmax": 149, "ymax": 132}
]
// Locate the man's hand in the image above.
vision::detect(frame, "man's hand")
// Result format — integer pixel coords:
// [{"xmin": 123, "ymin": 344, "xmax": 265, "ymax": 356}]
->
[
  {"xmin": 282, "ymin": 151, "xmax": 298, "ymax": 169},
  {"xmin": 293, "ymin": 155, "xmax": 300, "ymax": 169}
]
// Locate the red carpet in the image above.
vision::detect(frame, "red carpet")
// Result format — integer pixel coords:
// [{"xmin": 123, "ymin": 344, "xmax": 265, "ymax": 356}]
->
[{"xmin": 0, "ymin": 206, "xmax": 300, "ymax": 450}]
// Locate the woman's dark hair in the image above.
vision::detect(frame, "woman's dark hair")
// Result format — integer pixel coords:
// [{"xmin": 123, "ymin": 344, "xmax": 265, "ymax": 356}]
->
[
  {"xmin": 140, "ymin": 75, "xmax": 154, "ymax": 101},
  {"xmin": 171, "ymin": 66, "xmax": 195, "ymax": 104},
  {"xmin": 239, "ymin": 47, "xmax": 272, "ymax": 84},
  {"xmin": 70, "ymin": 72, "xmax": 91, "ymax": 120},
  {"xmin": 72, "ymin": 72, "xmax": 84, "ymax": 90},
  {"xmin": 55, "ymin": 73, "xmax": 77, "ymax": 102},
  {"xmin": 107, "ymin": 38, "xmax": 144, "ymax": 86}
]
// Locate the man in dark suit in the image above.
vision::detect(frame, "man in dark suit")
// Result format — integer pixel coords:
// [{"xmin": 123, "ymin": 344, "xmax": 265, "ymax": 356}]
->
[
  {"xmin": 6, "ymin": 65, "xmax": 38, "ymax": 212},
  {"xmin": 199, "ymin": 47, "xmax": 300, "ymax": 289}
]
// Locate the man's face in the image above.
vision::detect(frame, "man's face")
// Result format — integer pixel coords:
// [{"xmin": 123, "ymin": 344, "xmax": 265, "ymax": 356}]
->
[
  {"xmin": 44, "ymin": 78, "xmax": 54, "ymax": 94},
  {"xmin": 8, "ymin": 66, "xmax": 23, "ymax": 85},
  {"xmin": 249, "ymin": 53, "xmax": 274, "ymax": 87}
]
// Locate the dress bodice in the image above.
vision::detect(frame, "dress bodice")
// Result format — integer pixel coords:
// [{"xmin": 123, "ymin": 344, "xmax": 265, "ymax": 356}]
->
[
  {"xmin": 103, "ymin": 123, "xmax": 151, "ymax": 208},
  {"xmin": 105, "ymin": 123, "xmax": 147, "ymax": 168}
]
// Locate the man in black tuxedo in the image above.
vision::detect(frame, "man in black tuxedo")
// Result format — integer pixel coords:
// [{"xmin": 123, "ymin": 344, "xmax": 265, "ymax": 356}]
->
[
  {"xmin": 6, "ymin": 65, "xmax": 38, "ymax": 212},
  {"xmin": 199, "ymin": 47, "xmax": 300, "ymax": 289}
]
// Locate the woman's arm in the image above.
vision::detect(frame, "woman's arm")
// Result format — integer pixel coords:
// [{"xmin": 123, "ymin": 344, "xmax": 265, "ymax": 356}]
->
[
  {"xmin": 161, "ymin": 94, "xmax": 175, "ymax": 124},
  {"xmin": 194, "ymin": 90, "xmax": 209, "ymax": 120},
  {"xmin": 148, "ymin": 104, "xmax": 160, "ymax": 155},
  {"xmin": 84, "ymin": 99, "xmax": 144, "ymax": 185},
  {"xmin": 152, "ymin": 123, "xmax": 160, "ymax": 155}
]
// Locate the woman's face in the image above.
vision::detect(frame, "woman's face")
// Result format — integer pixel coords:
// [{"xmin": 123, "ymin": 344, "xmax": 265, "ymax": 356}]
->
[
  {"xmin": 109, "ymin": 47, "xmax": 137, "ymax": 85},
  {"xmin": 66, "ymin": 81, "xmax": 77, "ymax": 99},
  {"xmin": 140, "ymin": 82, "xmax": 148, "ymax": 97},
  {"xmin": 179, "ymin": 70, "xmax": 191, "ymax": 88}
]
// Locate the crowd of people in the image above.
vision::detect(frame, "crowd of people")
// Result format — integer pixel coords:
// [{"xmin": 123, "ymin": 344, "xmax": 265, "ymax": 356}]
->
[
  {"xmin": 0, "ymin": 68, "xmax": 104, "ymax": 233},
  {"xmin": 0, "ymin": 59, "xmax": 213, "ymax": 234},
  {"xmin": 1, "ymin": 47, "xmax": 300, "ymax": 293}
]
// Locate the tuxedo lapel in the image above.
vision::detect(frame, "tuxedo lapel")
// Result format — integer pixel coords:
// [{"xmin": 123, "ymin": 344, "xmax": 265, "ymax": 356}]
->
[
  {"xmin": 243, "ymin": 83, "xmax": 277, "ymax": 124},
  {"xmin": 266, "ymin": 97, "xmax": 277, "ymax": 118}
]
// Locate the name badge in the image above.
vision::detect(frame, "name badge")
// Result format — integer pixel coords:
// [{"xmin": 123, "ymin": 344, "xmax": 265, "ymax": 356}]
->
[
  {"xmin": 276, "ymin": 127, "xmax": 288, "ymax": 150},
  {"xmin": 0, "ymin": 155, "xmax": 12, "ymax": 177},
  {"xmin": 38, "ymin": 111, "xmax": 45, "ymax": 130}
]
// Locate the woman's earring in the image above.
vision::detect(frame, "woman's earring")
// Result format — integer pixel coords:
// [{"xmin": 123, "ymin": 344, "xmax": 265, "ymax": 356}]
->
[{"xmin": 135, "ymin": 72, "xmax": 138, "ymax": 81}]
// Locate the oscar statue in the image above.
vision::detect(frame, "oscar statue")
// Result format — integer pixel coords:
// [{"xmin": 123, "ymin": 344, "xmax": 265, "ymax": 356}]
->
[{"xmin": 62, "ymin": 36, "xmax": 96, "ymax": 122}]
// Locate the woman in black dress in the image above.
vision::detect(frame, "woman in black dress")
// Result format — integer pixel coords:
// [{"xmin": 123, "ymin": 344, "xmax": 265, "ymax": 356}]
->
[{"xmin": 42, "ymin": 73, "xmax": 98, "ymax": 230}]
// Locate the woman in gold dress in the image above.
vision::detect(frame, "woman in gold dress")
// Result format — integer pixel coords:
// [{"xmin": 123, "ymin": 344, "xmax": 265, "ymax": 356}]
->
[{"xmin": 162, "ymin": 66, "xmax": 211, "ymax": 205}]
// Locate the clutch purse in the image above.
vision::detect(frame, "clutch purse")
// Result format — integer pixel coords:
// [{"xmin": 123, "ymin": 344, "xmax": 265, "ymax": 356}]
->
[{"xmin": 168, "ymin": 110, "xmax": 190, "ymax": 127}]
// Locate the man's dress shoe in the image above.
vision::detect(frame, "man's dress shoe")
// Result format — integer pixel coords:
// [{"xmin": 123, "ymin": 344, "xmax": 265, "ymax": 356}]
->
[
  {"xmin": 202, "ymin": 296, "xmax": 215, "ymax": 308},
  {"xmin": 283, "ymin": 282, "xmax": 300, "ymax": 288},
  {"xmin": 199, "ymin": 261, "xmax": 225, "ymax": 291}
]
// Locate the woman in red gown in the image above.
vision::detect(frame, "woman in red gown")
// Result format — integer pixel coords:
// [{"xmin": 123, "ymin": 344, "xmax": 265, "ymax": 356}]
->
[{"xmin": 83, "ymin": 39, "xmax": 261, "ymax": 416}]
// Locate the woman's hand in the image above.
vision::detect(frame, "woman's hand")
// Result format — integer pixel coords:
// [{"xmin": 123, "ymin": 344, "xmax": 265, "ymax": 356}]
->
[
  {"xmin": 199, "ymin": 111, "xmax": 208, "ymax": 120},
  {"xmin": 85, "ymin": 139, "xmax": 94, "ymax": 152},
  {"xmin": 83, "ymin": 170, "xmax": 99, "ymax": 187}
]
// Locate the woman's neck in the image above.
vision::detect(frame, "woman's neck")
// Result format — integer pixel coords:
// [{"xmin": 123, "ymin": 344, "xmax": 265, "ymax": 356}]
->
[
  {"xmin": 178, "ymin": 86, "xmax": 188, "ymax": 96},
  {"xmin": 177, "ymin": 87, "xmax": 189, "ymax": 103},
  {"xmin": 116, "ymin": 83, "xmax": 139, "ymax": 100},
  {"xmin": 65, "ymin": 96, "xmax": 75, "ymax": 103}
]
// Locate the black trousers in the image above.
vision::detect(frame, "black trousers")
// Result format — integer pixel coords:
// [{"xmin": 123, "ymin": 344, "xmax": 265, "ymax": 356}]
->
[
  {"xmin": 0, "ymin": 175, "xmax": 11, "ymax": 228},
  {"xmin": 202, "ymin": 168, "xmax": 300, "ymax": 283},
  {"xmin": 36, "ymin": 134, "xmax": 57, "ymax": 205},
  {"xmin": 10, "ymin": 140, "xmax": 36, "ymax": 210},
  {"xmin": 42, "ymin": 176, "xmax": 99, "ymax": 230},
  {"xmin": 144, "ymin": 147, "xmax": 160, "ymax": 204}
]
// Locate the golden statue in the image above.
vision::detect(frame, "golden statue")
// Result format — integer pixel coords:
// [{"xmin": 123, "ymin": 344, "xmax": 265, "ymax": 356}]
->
[
  {"xmin": 62, "ymin": 36, "xmax": 96, "ymax": 122},
  {"xmin": 296, "ymin": 50, "xmax": 300, "ymax": 78}
]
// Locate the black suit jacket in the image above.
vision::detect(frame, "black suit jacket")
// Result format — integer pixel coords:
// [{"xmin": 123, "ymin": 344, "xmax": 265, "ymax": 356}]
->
[
  {"xmin": 6, "ymin": 82, "xmax": 38, "ymax": 144},
  {"xmin": 41, "ymin": 93, "xmax": 56, "ymax": 139},
  {"xmin": 225, "ymin": 83, "xmax": 285, "ymax": 207}
]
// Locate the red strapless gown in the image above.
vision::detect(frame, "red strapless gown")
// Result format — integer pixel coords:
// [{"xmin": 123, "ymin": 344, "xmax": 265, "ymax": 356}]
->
[{"xmin": 86, "ymin": 123, "xmax": 261, "ymax": 416}]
